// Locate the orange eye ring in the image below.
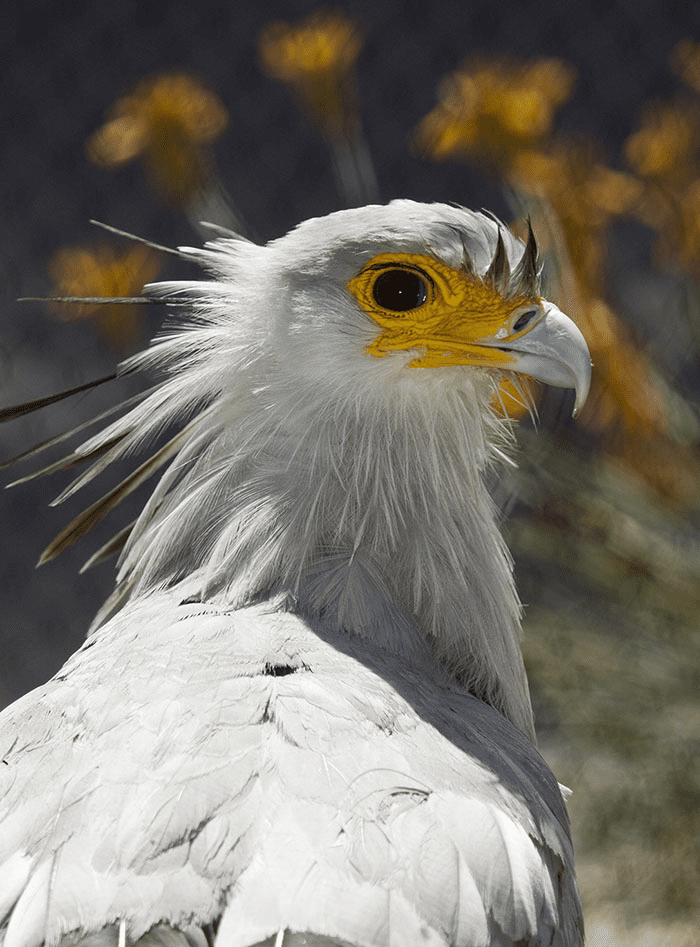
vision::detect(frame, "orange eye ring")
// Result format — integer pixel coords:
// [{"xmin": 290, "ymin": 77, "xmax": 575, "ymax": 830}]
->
[{"xmin": 347, "ymin": 251, "xmax": 542, "ymax": 368}]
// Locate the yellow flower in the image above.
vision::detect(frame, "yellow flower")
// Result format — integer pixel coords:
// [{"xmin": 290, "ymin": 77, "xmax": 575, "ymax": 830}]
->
[
  {"xmin": 624, "ymin": 99, "xmax": 700, "ymax": 185},
  {"xmin": 415, "ymin": 57, "xmax": 576, "ymax": 168},
  {"xmin": 48, "ymin": 244, "xmax": 162, "ymax": 351},
  {"xmin": 671, "ymin": 39, "xmax": 700, "ymax": 95},
  {"xmin": 644, "ymin": 179, "xmax": 700, "ymax": 273},
  {"xmin": 87, "ymin": 73, "xmax": 228, "ymax": 205},
  {"xmin": 259, "ymin": 11, "xmax": 363, "ymax": 136},
  {"xmin": 624, "ymin": 96, "xmax": 700, "ymax": 273},
  {"xmin": 511, "ymin": 143, "xmax": 643, "ymax": 292}
]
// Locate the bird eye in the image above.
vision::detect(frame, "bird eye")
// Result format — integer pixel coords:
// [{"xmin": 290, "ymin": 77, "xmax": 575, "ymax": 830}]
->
[
  {"xmin": 512, "ymin": 306, "xmax": 541, "ymax": 334},
  {"xmin": 372, "ymin": 269, "xmax": 428, "ymax": 312}
]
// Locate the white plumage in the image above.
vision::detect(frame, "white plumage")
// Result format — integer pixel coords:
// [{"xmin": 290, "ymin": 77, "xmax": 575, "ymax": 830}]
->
[{"xmin": 0, "ymin": 201, "xmax": 590, "ymax": 947}]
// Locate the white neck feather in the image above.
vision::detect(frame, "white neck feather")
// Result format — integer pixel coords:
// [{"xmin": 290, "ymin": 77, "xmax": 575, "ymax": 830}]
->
[{"xmin": 107, "ymin": 345, "xmax": 533, "ymax": 736}]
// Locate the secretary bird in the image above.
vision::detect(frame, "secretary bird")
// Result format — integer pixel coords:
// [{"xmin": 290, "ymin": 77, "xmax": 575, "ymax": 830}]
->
[{"xmin": 0, "ymin": 201, "xmax": 591, "ymax": 947}]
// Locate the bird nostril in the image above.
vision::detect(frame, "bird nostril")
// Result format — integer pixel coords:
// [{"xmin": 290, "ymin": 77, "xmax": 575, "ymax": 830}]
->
[{"xmin": 512, "ymin": 308, "xmax": 539, "ymax": 333}]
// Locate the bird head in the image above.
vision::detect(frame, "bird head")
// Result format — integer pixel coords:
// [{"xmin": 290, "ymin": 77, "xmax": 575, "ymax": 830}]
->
[
  {"xmin": 230, "ymin": 200, "xmax": 591, "ymax": 418},
  {"xmin": 24, "ymin": 200, "xmax": 592, "ymax": 597}
]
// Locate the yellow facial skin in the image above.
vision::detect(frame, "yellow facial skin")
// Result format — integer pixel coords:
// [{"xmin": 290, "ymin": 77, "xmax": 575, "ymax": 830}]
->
[{"xmin": 347, "ymin": 252, "xmax": 544, "ymax": 369}]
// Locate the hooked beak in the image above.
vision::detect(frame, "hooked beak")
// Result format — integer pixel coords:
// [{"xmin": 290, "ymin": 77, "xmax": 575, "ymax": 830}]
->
[{"xmin": 486, "ymin": 303, "xmax": 592, "ymax": 416}]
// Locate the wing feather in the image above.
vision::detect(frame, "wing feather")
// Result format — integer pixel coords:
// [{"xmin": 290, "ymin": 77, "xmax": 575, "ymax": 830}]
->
[
  {"xmin": 0, "ymin": 854, "xmax": 32, "ymax": 929},
  {"xmin": 0, "ymin": 596, "xmax": 580, "ymax": 947},
  {"xmin": 2, "ymin": 858, "xmax": 52, "ymax": 947}
]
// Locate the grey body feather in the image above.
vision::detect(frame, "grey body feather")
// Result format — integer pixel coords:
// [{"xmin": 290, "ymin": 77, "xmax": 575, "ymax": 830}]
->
[{"xmin": 0, "ymin": 202, "xmax": 585, "ymax": 946}]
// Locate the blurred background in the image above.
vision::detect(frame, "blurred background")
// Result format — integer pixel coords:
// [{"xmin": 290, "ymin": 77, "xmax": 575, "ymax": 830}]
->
[{"xmin": 2, "ymin": 1, "xmax": 700, "ymax": 943}]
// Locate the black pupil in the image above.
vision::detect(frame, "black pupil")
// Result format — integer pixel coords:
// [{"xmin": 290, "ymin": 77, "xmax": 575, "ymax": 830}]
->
[{"xmin": 373, "ymin": 269, "xmax": 428, "ymax": 312}]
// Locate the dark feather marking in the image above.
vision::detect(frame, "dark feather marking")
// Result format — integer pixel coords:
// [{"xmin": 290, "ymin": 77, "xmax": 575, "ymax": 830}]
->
[
  {"xmin": 7, "ymin": 434, "xmax": 129, "ymax": 489},
  {"xmin": 263, "ymin": 664, "xmax": 298, "ymax": 677},
  {"xmin": 252, "ymin": 932, "xmax": 359, "ymax": 947},
  {"xmin": 80, "ymin": 519, "xmax": 136, "ymax": 572},
  {"xmin": 484, "ymin": 228, "xmax": 510, "ymax": 290},
  {"xmin": 0, "ymin": 384, "xmax": 155, "ymax": 470},
  {"xmin": 49, "ymin": 433, "xmax": 134, "ymax": 505},
  {"xmin": 509, "ymin": 216, "xmax": 541, "ymax": 297},
  {"xmin": 18, "ymin": 296, "xmax": 174, "ymax": 306},
  {"xmin": 262, "ymin": 660, "xmax": 311, "ymax": 677},
  {"xmin": 0, "ymin": 372, "xmax": 127, "ymax": 424},
  {"xmin": 38, "ymin": 423, "xmax": 194, "ymax": 565},
  {"xmin": 201, "ymin": 923, "xmax": 218, "ymax": 947},
  {"xmin": 457, "ymin": 232, "xmax": 477, "ymax": 279}
]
